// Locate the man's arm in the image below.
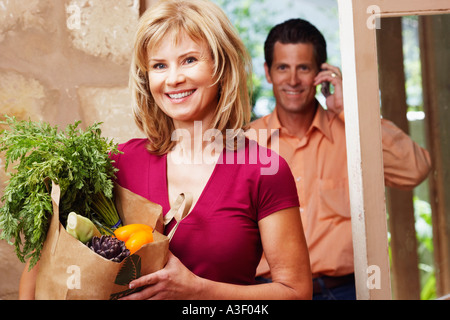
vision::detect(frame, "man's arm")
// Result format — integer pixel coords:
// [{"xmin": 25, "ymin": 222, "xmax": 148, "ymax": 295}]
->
[
  {"xmin": 380, "ymin": 118, "xmax": 431, "ymax": 189},
  {"xmin": 317, "ymin": 63, "xmax": 431, "ymax": 189}
]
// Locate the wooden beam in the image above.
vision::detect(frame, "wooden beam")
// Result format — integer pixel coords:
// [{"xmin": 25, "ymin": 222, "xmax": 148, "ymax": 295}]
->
[
  {"xmin": 374, "ymin": 0, "xmax": 450, "ymax": 17},
  {"xmin": 376, "ymin": 17, "xmax": 421, "ymax": 300},
  {"xmin": 139, "ymin": 0, "xmax": 146, "ymax": 16},
  {"xmin": 139, "ymin": 0, "xmax": 157, "ymax": 16},
  {"xmin": 337, "ymin": 0, "xmax": 391, "ymax": 300},
  {"xmin": 418, "ymin": 14, "xmax": 450, "ymax": 298},
  {"xmin": 338, "ymin": 0, "xmax": 450, "ymax": 300}
]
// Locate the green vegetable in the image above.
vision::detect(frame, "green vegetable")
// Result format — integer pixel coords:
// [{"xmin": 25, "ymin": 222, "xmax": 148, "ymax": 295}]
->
[
  {"xmin": 66, "ymin": 212, "xmax": 102, "ymax": 243},
  {"xmin": 0, "ymin": 115, "xmax": 122, "ymax": 268}
]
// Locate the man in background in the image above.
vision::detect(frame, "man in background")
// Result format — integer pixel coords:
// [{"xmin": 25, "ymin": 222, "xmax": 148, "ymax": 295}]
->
[{"xmin": 249, "ymin": 18, "xmax": 431, "ymax": 300}]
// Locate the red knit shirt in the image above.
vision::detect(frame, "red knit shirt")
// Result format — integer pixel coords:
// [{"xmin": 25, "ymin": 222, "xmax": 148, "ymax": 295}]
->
[{"xmin": 110, "ymin": 138, "xmax": 299, "ymax": 284}]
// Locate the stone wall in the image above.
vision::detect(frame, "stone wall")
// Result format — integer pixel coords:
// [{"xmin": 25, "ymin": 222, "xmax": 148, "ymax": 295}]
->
[{"xmin": 0, "ymin": 0, "xmax": 156, "ymax": 299}]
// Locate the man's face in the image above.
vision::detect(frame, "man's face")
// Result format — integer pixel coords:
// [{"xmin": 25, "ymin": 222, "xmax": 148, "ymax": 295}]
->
[{"xmin": 265, "ymin": 42, "xmax": 319, "ymax": 114}]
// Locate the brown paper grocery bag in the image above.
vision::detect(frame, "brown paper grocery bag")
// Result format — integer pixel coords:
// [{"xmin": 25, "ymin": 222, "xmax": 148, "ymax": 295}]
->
[{"xmin": 35, "ymin": 182, "xmax": 191, "ymax": 300}]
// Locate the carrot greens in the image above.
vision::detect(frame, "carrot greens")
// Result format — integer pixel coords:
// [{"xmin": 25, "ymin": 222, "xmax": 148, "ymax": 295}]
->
[{"xmin": 0, "ymin": 116, "xmax": 121, "ymax": 268}]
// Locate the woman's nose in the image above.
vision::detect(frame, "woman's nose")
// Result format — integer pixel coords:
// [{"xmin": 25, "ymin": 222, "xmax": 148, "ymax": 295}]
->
[{"xmin": 166, "ymin": 66, "xmax": 186, "ymax": 86}]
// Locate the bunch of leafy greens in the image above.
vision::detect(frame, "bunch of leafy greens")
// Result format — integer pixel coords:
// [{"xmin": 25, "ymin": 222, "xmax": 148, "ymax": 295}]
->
[{"xmin": 0, "ymin": 116, "xmax": 121, "ymax": 268}]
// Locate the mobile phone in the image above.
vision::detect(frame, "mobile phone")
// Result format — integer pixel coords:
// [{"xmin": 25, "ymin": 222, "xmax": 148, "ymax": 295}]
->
[{"xmin": 321, "ymin": 81, "xmax": 331, "ymax": 98}]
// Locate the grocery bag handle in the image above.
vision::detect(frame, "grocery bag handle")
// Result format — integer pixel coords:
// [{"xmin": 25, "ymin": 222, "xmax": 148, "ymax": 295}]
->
[
  {"xmin": 50, "ymin": 181, "xmax": 61, "ymax": 255},
  {"xmin": 164, "ymin": 192, "xmax": 193, "ymax": 242}
]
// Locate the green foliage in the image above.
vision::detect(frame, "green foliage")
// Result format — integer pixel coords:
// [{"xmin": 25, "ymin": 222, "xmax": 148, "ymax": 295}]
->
[
  {"xmin": 414, "ymin": 197, "xmax": 436, "ymax": 300},
  {"xmin": 402, "ymin": 16, "xmax": 423, "ymax": 111},
  {"xmin": 0, "ymin": 116, "xmax": 121, "ymax": 268},
  {"xmin": 387, "ymin": 196, "xmax": 436, "ymax": 299},
  {"xmin": 213, "ymin": 0, "xmax": 276, "ymax": 106}
]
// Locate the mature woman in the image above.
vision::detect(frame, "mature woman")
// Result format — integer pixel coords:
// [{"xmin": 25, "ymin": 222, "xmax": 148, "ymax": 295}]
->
[
  {"xmin": 113, "ymin": 0, "xmax": 311, "ymax": 300},
  {"xmin": 19, "ymin": 0, "xmax": 312, "ymax": 300}
]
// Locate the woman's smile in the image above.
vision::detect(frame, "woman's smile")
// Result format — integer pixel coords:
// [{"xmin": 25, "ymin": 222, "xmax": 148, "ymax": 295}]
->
[{"xmin": 166, "ymin": 89, "xmax": 197, "ymax": 102}]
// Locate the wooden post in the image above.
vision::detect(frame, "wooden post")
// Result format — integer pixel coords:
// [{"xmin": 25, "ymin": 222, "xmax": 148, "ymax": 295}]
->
[
  {"xmin": 338, "ymin": 0, "xmax": 450, "ymax": 300},
  {"xmin": 376, "ymin": 17, "xmax": 421, "ymax": 300},
  {"xmin": 139, "ymin": 0, "xmax": 157, "ymax": 15},
  {"xmin": 418, "ymin": 14, "xmax": 450, "ymax": 298},
  {"xmin": 337, "ymin": 0, "xmax": 392, "ymax": 300}
]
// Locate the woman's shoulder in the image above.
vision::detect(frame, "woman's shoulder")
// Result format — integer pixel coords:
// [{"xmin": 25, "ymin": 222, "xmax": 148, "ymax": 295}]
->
[
  {"xmin": 118, "ymin": 138, "xmax": 150, "ymax": 152},
  {"xmin": 112, "ymin": 138, "xmax": 154, "ymax": 165}
]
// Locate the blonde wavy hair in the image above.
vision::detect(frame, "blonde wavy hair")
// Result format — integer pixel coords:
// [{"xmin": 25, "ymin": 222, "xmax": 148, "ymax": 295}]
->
[{"xmin": 130, "ymin": 0, "xmax": 252, "ymax": 154}]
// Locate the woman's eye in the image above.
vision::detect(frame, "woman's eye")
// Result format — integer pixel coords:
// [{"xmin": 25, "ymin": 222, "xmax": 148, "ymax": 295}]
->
[
  {"xmin": 185, "ymin": 57, "xmax": 197, "ymax": 64},
  {"xmin": 152, "ymin": 63, "xmax": 166, "ymax": 70}
]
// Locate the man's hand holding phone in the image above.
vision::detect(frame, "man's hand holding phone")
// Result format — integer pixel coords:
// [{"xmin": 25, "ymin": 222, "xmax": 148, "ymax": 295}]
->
[{"xmin": 314, "ymin": 63, "xmax": 344, "ymax": 115}]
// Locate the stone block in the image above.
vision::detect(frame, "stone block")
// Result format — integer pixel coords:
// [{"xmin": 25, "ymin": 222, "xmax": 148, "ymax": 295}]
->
[
  {"xmin": 65, "ymin": 0, "xmax": 140, "ymax": 65},
  {"xmin": 0, "ymin": 69, "xmax": 49, "ymax": 124},
  {"xmin": 0, "ymin": 0, "xmax": 54, "ymax": 42},
  {"xmin": 77, "ymin": 86, "xmax": 145, "ymax": 143}
]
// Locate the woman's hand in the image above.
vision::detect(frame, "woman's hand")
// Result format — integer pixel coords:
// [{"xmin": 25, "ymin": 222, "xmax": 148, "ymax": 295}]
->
[
  {"xmin": 314, "ymin": 63, "xmax": 344, "ymax": 115},
  {"xmin": 120, "ymin": 251, "xmax": 202, "ymax": 300}
]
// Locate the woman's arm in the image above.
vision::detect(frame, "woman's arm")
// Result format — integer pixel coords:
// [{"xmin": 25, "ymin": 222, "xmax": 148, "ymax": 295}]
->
[
  {"xmin": 19, "ymin": 260, "xmax": 38, "ymax": 300},
  {"xmin": 121, "ymin": 207, "xmax": 312, "ymax": 300},
  {"xmin": 257, "ymin": 207, "xmax": 312, "ymax": 299}
]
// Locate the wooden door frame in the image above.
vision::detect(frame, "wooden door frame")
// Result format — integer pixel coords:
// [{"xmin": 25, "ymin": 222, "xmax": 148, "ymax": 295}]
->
[{"xmin": 337, "ymin": 0, "xmax": 450, "ymax": 299}]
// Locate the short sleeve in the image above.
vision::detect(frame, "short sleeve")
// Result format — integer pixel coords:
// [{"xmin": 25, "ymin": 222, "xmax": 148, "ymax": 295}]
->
[{"xmin": 257, "ymin": 153, "xmax": 300, "ymax": 220}]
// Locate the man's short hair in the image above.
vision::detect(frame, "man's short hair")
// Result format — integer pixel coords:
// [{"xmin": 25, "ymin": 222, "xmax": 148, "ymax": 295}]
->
[{"xmin": 264, "ymin": 18, "xmax": 327, "ymax": 70}]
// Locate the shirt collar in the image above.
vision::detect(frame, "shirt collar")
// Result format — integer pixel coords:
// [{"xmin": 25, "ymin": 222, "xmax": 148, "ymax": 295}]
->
[
  {"xmin": 266, "ymin": 101, "xmax": 334, "ymax": 143},
  {"xmin": 266, "ymin": 107, "xmax": 283, "ymax": 131},
  {"xmin": 311, "ymin": 103, "xmax": 334, "ymax": 143}
]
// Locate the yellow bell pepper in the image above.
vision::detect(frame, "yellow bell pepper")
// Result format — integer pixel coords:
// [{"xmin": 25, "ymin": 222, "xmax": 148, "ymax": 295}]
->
[{"xmin": 114, "ymin": 224, "xmax": 154, "ymax": 254}]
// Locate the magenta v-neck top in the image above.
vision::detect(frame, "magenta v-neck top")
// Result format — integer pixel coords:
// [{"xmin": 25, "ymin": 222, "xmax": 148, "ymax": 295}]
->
[{"xmin": 110, "ymin": 138, "xmax": 299, "ymax": 285}]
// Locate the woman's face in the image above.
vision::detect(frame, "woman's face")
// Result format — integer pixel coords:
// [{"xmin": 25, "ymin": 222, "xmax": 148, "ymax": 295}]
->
[{"xmin": 147, "ymin": 32, "xmax": 219, "ymax": 129}]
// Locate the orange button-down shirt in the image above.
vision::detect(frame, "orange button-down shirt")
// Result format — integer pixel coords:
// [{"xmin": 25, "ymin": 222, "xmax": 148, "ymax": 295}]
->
[{"xmin": 248, "ymin": 104, "xmax": 431, "ymax": 278}]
